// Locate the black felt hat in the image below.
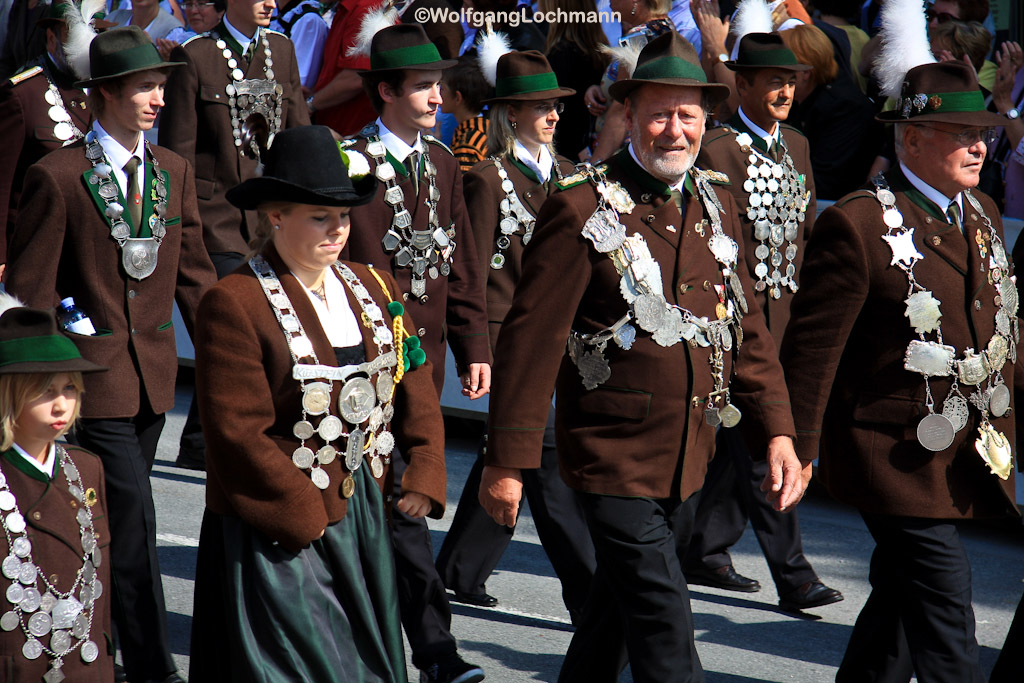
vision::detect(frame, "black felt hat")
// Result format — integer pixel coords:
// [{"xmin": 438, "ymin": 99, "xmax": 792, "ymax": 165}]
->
[
  {"xmin": 609, "ymin": 31, "xmax": 731, "ymax": 104},
  {"xmin": 0, "ymin": 306, "xmax": 105, "ymax": 375},
  {"xmin": 226, "ymin": 126, "xmax": 378, "ymax": 209},
  {"xmin": 75, "ymin": 26, "xmax": 183, "ymax": 88},
  {"xmin": 876, "ymin": 61, "xmax": 1006, "ymax": 126},
  {"xmin": 725, "ymin": 33, "xmax": 812, "ymax": 72}
]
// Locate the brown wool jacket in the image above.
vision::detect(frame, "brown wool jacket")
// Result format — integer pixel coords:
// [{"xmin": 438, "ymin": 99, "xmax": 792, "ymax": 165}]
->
[
  {"xmin": 780, "ymin": 169, "xmax": 1021, "ymax": 519},
  {"xmin": 486, "ymin": 148, "xmax": 796, "ymax": 500},
  {"xmin": 194, "ymin": 248, "xmax": 446, "ymax": 551},
  {"xmin": 0, "ymin": 60, "xmax": 91, "ymax": 263},
  {"xmin": 345, "ymin": 135, "xmax": 490, "ymax": 394},
  {"xmin": 697, "ymin": 118, "xmax": 816, "ymax": 342},
  {"xmin": 5, "ymin": 142, "xmax": 216, "ymax": 419},
  {"xmin": 0, "ymin": 445, "xmax": 113, "ymax": 682},
  {"xmin": 464, "ymin": 152, "xmax": 576, "ymax": 356},
  {"xmin": 160, "ymin": 28, "xmax": 310, "ymax": 255}
]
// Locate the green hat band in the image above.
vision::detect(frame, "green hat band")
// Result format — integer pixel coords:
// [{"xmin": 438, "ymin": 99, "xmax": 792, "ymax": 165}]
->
[
  {"xmin": 495, "ymin": 71, "xmax": 559, "ymax": 98},
  {"xmin": 899, "ymin": 90, "xmax": 986, "ymax": 117},
  {"xmin": 632, "ymin": 55, "xmax": 708, "ymax": 84},
  {"xmin": 93, "ymin": 42, "xmax": 164, "ymax": 79},
  {"xmin": 371, "ymin": 42, "xmax": 443, "ymax": 70},
  {"xmin": 0, "ymin": 335, "xmax": 84, "ymax": 368},
  {"xmin": 735, "ymin": 47, "xmax": 800, "ymax": 67}
]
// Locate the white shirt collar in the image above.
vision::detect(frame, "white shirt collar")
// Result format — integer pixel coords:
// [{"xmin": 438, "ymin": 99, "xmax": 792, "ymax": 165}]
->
[
  {"xmin": 92, "ymin": 120, "xmax": 145, "ymax": 198},
  {"xmin": 224, "ymin": 15, "xmax": 256, "ymax": 52},
  {"xmin": 738, "ymin": 107, "xmax": 779, "ymax": 148},
  {"xmin": 513, "ymin": 140, "xmax": 554, "ymax": 183},
  {"xmin": 11, "ymin": 442, "xmax": 57, "ymax": 480},
  {"xmin": 628, "ymin": 143, "xmax": 686, "ymax": 193},
  {"xmin": 899, "ymin": 161, "xmax": 963, "ymax": 224},
  {"xmin": 375, "ymin": 117, "xmax": 422, "ymax": 163}
]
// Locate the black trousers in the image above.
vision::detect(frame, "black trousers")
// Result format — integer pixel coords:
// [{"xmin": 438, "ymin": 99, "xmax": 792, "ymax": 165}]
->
[
  {"xmin": 178, "ymin": 251, "xmax": 245, "ymax": 463},
  {"xmin": 435, "ymin": 407, "xmax": 596, "ymax": 620},
  {"xmin": 67, "ymin": 398, "xmax": 175, "ymax": 682},
  {"xmin": 990, "ymin": 588, "xmax": 1024, "ymax": 683},
  {"xmin": 559, "ymin": 492, "xmax": 703, "ymax": 683},
  {"xmin": 390, "ymin": 452, "xmax": 458, "ymax": 670},
  {"xmin": 685, "ymin": 426, "xmax": 817, "ymax": 594},
  {"xmin": 837, "ymin": 513, "xmax": 984, "ymax": 683}
]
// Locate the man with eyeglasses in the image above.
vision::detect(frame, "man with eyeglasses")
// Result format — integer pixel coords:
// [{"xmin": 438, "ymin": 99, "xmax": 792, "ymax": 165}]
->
[
  {"xmin": 926, "ymin": 0, "xmax": 989, "ymax": 29},
  {"xmin": 158, "ymin": 1, "xmax": 225, "ymax": 58},
  {"xmin": 780, "ymin": 60, "xmax": 1020, "ymax": 682}
]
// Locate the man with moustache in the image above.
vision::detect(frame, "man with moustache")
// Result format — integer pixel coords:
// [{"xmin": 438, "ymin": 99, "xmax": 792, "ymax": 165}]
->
[
  {"xmin": 160, "ymin": 0, "xmax": 308, "ymax": 470},
  {"xmin": 5, "ymin": 26, "xmax": 216, "ymax": 683},
  {"xmin": 345, "ymin": 23, "xmax": 489, "ymax": 683},
  {"xmin": 480, "ymin": 32, "xmax": 806, "ymax": 682},
  {"xmin": 684, "ymin": 31, "xmax": 842, "ymax": 613},
  {"xmin": 0, "ymin": 2, "xmax": 91, "ymax": 267},
  {"xmin": 780, "ymin": 60, "xmax": 1021, "ymax": 681}
]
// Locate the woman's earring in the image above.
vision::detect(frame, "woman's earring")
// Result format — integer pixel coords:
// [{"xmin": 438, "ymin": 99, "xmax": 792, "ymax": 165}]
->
[
  {"xmin": 511, "ymin": 121, "xmax": 517, "ymax": 129},
  {"xmin": 273, "ymin": 224, "xmax": 280, "ymax": 231}
]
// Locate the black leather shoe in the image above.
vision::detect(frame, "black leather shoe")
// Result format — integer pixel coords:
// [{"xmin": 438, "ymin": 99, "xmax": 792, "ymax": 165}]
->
[
  {"xmin": 685, "ymin": 565, "xmax": 761, "ymax": 592},
  {"xmin": 174, "ymin": 450, "xmax": 206, "ymax": 471},
  {"xmin": 779, "ymin": 581, "xmax": 844, "ymax": 612},
  {"xmin": 452, "ymin": 591, "xmax": 499, "ymax": 608},
  {"xmin": 419, "ymin": 653, "xmax": 485, "ymax": 683}
]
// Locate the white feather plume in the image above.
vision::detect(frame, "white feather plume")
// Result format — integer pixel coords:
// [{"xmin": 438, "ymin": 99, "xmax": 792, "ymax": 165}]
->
[
  {"xmin": 346, "ymin": 1, "xmax": 400, "ymax": 58},
  {"xmin": 477, "ymin": 30, "xmax": 512, "ymax": 88},
  {"xmin": 599, "ymin": 42, "xmax": 643, "ymax": 81},
  {"xmin": 874, "ymin": 0, "xmax": 935, "ymax": 98},
  {"xmin": 731, "ymin": 0, "xmax": 773, "ymax": 44},
  {"xmin": 64, "ymin": 0, "xmax": 106, "ymax": 82},
  {"xmin": 0, "ymin": 292, "xmax": 25, "ymax": 320}
]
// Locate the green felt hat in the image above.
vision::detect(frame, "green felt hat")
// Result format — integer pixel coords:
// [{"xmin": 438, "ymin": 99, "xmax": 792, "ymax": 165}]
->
[
  {"xmin": 482, "ymin": 50, "xmax": 575, "ymax": 104},
  {"xmin": 0, "ymin": 306, "xmax": 105, "ymax": 375},
  {"xmin": 359, "ymin": 24, "xmax": 457, "ymax": 75},
  {"xmin": 609, "ymin": 31, "xmax": 731, "ymax": 104},
  {"xmin": 876, "ymin": 61, "xmax": 1006, "ymax": 127},
  {"xmin": 725, "ymin": 33, "xmax": 811, "ymax": 72},
  {"xmin": 75, "ymin": 26, "xmax": 183, "ymax": 89}
]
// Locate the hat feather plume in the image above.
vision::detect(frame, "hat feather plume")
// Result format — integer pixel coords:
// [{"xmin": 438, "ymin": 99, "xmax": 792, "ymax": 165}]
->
[
  {"xmin": 347, "ymin": 0, "xmax": 400, "ymax": 58},
  {"xmin": 0, "ymin": 292, "xmax": 25, "ymax": 319},
  {"xmin": 64, "ymin": 0, "xmax": 106, "ymax": 82},
  {"xmin": 478, "ymin": 30, "xmax": 512, "ymax": 88},
  {"xmin": 874, "ymin": 0, "xmax": 935, "ymax": 99},
  {"xmin": 731, "ymin": 0, "xmax": 773, "ymax": 42},
  {"xmin": 599, "ymin": 41, "xmax": 643, "ymax": 80}
]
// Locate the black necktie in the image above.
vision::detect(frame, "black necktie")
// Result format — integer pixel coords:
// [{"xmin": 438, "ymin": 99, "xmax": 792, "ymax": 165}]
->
[
  {"xmin": 124, "ymin": 157, "xmax": 142, "ymax": 234},
  {"xmin": 407, "ymin": 150, "xmax": 420, "ymax": 195}
]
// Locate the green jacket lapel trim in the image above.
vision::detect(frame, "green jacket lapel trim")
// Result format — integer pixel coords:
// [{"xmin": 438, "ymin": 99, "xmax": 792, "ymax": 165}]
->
[
  {"xmin": 889, "ymin": 167, "xmax": 948, "ymax": 223},
  {"xmin": 728, "ymin": 113, "xmax": 772, "ymax": 156},
  {"xmin": 83, "ymin": 167, "xmax": 132, "ymax": 234},
  {"xmin": 217, "ymin": 21, "xmax": 246, "ymax": 59},
  {"xmin": 508, "ymin": 156, "xmax": 541, "ymax": 184},
  {"xmin": 82, "ymin": 164, "xmax": 170, "ymax": 238},
  {"xmin": 1, "ymin": 448, "xmax": 55, "ymax": 484},
  {"xmin": 384, "ymin": 149, "xmax": 410, "ymax": 180}
]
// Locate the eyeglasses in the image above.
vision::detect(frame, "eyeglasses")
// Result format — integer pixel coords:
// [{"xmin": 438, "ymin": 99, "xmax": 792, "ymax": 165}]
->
[
  {"xmin": 924, "ymin": 8, "xmax": 957, "ymax": 23},
  {"xmin": 181, "ymin": 2, "xmax": 216, "ymax": 9},
  {"xmin": 532, "ymin": 102, "xmax": 565, "ymax": 115},
  {"xmin": 917, "ymin": 125, "xmax": 997, "ymax": 147}
]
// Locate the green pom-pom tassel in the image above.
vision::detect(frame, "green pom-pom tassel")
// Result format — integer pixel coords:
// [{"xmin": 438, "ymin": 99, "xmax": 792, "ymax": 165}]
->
[
  {"xmin": 387, "ymin": 301, "xmax": 404, "ymax": 317},
  {"xmin": 406, "ymin": 336, "xmax": 421, "ymax": 350},
  {"xmin": 409, "ymin": 348, "xmax": 426, "ymax": 368},
  {"xmin": 403, "ymin": 357, "xmax": 411, "ymax": 373}
]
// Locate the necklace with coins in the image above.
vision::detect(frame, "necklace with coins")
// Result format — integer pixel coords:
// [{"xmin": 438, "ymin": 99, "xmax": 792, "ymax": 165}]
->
[
  {"xmin": 43, "ymin": 79, "xmax": 84, "ymax": 145},
  {"xmin": 568, "ymin": 164, "xmax": 749, "ymax": 427},
  {"xmin": 0, "ymin": 445, "xmax": 103, "ymax": 683},
  {"xmin": 731, "ymin": 130, "xmax": 809, "ymax": 299},
  {"xmin": 362, "ymin": 123, "xmax": 456, "ymax": 302},
  {"xmin": 83, "ymin": 131, "xmax": 167, "ymax": 280},
  {"xmin": 874, "ymin": 176, "xmax": 1018, "ymax": 479},
  {"xmin": 211, "ymin": 27, "xmax": 283, "ymax": 157},
  {"xmin": 486, "ymin": 156, "xmax": 565, "ymax": 270},
  {"xmin": 250, "ymin": 256, "xmax": 400, "ymax": 497}
]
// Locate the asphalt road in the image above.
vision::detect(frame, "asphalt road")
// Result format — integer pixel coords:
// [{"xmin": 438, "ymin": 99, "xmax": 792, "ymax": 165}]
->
[{"xmin": 149, "ymin": 382, "xmax": 1024, "ymax": 682}]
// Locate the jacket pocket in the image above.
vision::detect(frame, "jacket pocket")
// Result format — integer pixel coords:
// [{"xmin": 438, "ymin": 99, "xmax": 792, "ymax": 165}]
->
[
  {"xmin": 577, "ymin": 385, "xmax": 652, "ymax": 420},
  {"xmin": 199, "ymin": 84, "xmax": 230, "ymax": 107},
  {"xmin": 195, "ymin": 178, "xmax": 215, "ymax": 200},
  {"xmin": 852, "ymin": 392, "xmax": 925, "ymax": 426},
  {"xmin": 157, "ymin": 320, "xmax": 173, "ymax": 331}
]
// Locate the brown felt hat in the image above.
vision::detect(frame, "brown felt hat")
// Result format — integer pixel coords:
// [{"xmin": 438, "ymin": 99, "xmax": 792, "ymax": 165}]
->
[
  {"xmin": 75, "ymin": 26, "xmax": 182, "ymax": 89},
  {"xmin": 358, "ymin": 24, "xmax": 457, "ymax": 76},
  {"xmin": 482, "ymin": 51, "xmax": 575, "ymax": 104},
  {"xmin": 725, "ymin": 33, "xmax": 812, "ymax": 72},
  {"xmin": 609, "ymin": 31, "xmax": 731, "ymax": 104},
  {"xmin": 876, "ymin": 61, "xmax": 1007, "ymax": 127}
]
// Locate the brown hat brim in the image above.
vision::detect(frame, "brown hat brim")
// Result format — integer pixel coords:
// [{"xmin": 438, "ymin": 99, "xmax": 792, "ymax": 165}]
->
[
  {"xmin": 76, "ymin": 61, "xmax": 184, "ymax": 89},
  {"xmin": 482, "ymin": 86, "xmax": 576, "ymax": 105},
  {"xmin": 876, "ymin": 109, "xmax": 1008, "ymax": 127},
  {"xmin": 609, "ymin": 77, "xmax": 732, "ymax": 105}
]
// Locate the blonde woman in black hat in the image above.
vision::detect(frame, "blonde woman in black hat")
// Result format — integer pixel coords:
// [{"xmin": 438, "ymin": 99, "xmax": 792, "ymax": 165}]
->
[
  {"xmin": 189, "ymin": 125, "xmax": 447, "ymax": 683},
  {"xmin": 434, "ymin": 48, "xmax": 596, "ymax": 623},
  {"xmin": 0, "ymin": 295, "xmax": 113, "ymax": 683}
]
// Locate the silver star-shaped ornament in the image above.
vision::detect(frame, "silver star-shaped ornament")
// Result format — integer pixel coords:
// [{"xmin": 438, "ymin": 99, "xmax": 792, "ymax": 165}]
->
[
  {"xmin": 905, "ymin": 290, "xmax": 942, "ymax": 334},
  {"xmin": 882, "ymin": 228, "xmax": 924, "ymax": 267}
]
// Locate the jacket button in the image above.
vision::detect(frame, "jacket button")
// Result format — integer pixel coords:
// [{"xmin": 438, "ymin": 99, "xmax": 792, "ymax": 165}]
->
[
  {"xmin": 679, "ymin": 283, "xmax": 687, "ymax": 294},
  {"xmin": 643, "ymin": 214, "xmax": 655, "ymax": 224},
  {"xmin": 49, "ymin": 574, "xmax": 59, "ymax": 585},
  {"xmin": 931, "ymin": 236, "xmax": 941, "ymax": 246},
  {"xmin": 402, "ymin": 292, "xmax": 410, "ymax": 301},
  {"xmin": 525, "ymin": 191, "xmax": 532, "ymax": 198},
  {"xmin": 417, "ymin": 327, "xmax": 426, "ymax": 337},
  {"xmin": 131, "ymin": 328, "xmax": 138, "ymax": 335},
  {"xmin": 32, "ymin": 512, "xmax": 41, "ymax": 521},
  {"xmin": 128, "ymin": 290, "xmax": 136, "ymax": 299},
  {"xmin": 925, "ymin": 216, "xmax": 933, "ymax": 223},
  {"xmin": 703, "ymin": 280, "xmax": 712, "ymax": 290},
  {"xmin": 69, "ymin": 500, "xmax": 77, "ymax": 508}
]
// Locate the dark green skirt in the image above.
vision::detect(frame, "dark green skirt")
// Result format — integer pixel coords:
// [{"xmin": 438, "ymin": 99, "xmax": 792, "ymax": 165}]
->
[{"xmin": 189, "ymin": 467, "xmax": 407, "ymax": 682}]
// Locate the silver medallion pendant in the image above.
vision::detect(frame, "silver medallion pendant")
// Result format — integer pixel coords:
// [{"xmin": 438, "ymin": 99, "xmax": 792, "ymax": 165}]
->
[
  {"xmin": 370, "ymin": 456, "xmax": 384, "ymax": 479},
  {"xmin": 989, "ymin": 383, "xmax": 1011, "ymax": 418},
  {"xmin": 339, "ymin": 378, "xmax": 376, "ymax": 424},
  {"xmin": 582, "ymin": 209, "xmax": 626, "ymax": 253},
  {"xmin": 317, "ymin": 446, "xmax": 337, "ymax": 465},
  {"xmin": 345, "ymin": 428, "xmax": 365, "ymax": 471},
  {"xmin": 121, "ymin": 238, "xmax": 159, "ymax": 280},
  {"xmin": 704, "ymin": 405, "xmax": 722, "ymax": 427},
  {"xmin": 942, "ymin": 394, "xmax": 970, "ymax": 432},
  {"xmin": 80, "ymin": 640, "xmax": 99, "ymax": 663},
  {"xmin": 578, "ymin": 350, "xmax": 611, "ymax": 390},
  {"xmin": 293, "ymin": 420, "xmax": 315, "ymax": 440},
  {"xmin": 310, "ymin": 467, "xmax": 330, "ymax": 490},
  {"xmin": 917, "ymin": 413, "xmax": 955, "ymax": 451},
  {"xmin": 634, "ymin": 294, "xmax": 667, "ymax": 332},
  {"xmin": 302, "ymin": 383, "xmax": 331, "ymax": 415},
  {"xmin": 317, "ymin": 415, "xmax": 343, "ymax": 442},
  {"xmin": 292, "ymin": 446, "xmax": 314, "ymax": 469},
  {"xmin": 719, "ymin": 403, "xmax": 742, "ymax": 428}
]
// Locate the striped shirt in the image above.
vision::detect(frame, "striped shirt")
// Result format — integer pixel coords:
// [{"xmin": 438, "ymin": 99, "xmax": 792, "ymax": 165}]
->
[{"xmin": 452, "ymin": 116, "xmax": 489, "ymax": 173}]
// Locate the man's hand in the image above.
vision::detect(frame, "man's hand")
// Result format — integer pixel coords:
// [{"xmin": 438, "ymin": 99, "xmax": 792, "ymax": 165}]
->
[
  {"xmin": 760, "ymin": 435, "xmax": 811, "ymax": 512},
  {"xmin": 460, "ymin": 362, "xmax": 491, "ymax": 399},
  {"xmin": 396, "ymin": 491, "xmax": 432, "ymax": 518},
  {"xmin": 479, "ymin": 465, "xmax": 523, "ymax": 527}
]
